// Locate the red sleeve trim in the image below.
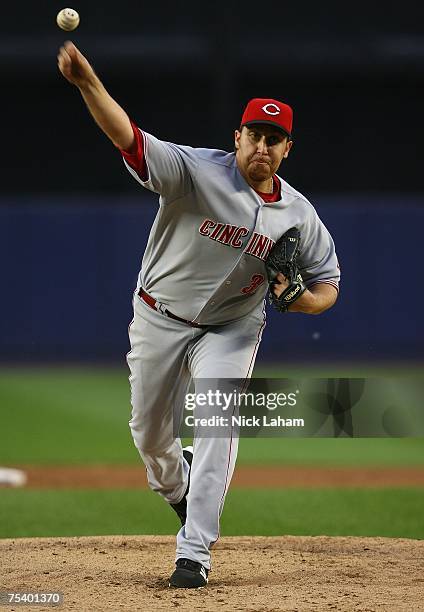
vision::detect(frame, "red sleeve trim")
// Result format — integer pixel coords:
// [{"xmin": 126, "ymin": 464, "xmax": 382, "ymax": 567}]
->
[{"xmin": 119, "ymin": 121, "xmax": 149, "ymax": 181}]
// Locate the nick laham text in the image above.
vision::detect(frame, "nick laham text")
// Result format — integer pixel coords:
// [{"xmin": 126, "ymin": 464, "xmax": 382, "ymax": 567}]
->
[{"xmin": 185, "ymin": 415, "xmax": 305, "ymax": 428}]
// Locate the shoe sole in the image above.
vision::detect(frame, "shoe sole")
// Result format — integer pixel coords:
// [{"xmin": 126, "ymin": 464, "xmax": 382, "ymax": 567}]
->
[{"xmin": 168, "ymin": 582, "xmax": 207, "ymax": 589}]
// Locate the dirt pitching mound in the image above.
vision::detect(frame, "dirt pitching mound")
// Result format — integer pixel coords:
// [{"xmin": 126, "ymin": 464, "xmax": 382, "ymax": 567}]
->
[{"xmin": 1, "ymin": 535, "xmax": 423, "ymax": 611}]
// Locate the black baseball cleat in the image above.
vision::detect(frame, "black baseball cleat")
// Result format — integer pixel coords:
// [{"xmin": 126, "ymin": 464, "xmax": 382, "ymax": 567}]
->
[
  {"xmin": 169, "ymin": 446, "xmax": 193, "ymax": 526},
  {"xmin": 169, "ymin": 558, "xmax": 209, "ymax": 588}
]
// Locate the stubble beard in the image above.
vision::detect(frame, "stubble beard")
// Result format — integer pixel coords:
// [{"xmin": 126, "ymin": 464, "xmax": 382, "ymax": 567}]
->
[{"xmin": 248, "ymin": 160, "xmax": 272, "ymax": 183}]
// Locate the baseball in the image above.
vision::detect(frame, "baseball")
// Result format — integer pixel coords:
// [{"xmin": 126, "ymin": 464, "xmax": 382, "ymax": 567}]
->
[{"xmin": 56, "ymin": 8, "xmax": 80, "ymax": 31}]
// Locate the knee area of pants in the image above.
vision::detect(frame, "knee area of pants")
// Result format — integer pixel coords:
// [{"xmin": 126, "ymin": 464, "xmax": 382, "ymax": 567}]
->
[
  {"xmin": 133, "ymin": 439, "xmax": 169, "ymax": 455},
  {"xmin": 129, "ymin": 425, "xmax": 159, "ymax": 451},
  {"xmin": 129, "ymin": 424, "xmax": 179, "ymax": 457},
  {"xmin": 133, "ymin": 436, "xmax": 176, "ymax": 456}
]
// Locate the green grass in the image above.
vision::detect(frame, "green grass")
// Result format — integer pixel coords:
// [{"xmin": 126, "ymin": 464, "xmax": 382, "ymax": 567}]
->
[
  {"xmin": 224, "ymin": 488, "xmax": 424, "ymax": 538},
  {"xmin": 238, "ymin": 438, "xmax": 424, "ymax": 466},
  {"xmin": 254, "ymin": 363, "xmax": 424, "ymax": 378},
  {"xmin": 0, "ymin": 367, "xmax": 423, "ymax": 465},
  {"xmin": 2, "ymin": 367, "xmax": 422, "ymax": 543},
  {"xmin": 0, "ymin": 488, "xmax": 422, "ymax": 539},
  {"xmin": 0, "ymin": 368, "xmax": 135, "ymax": 464}
]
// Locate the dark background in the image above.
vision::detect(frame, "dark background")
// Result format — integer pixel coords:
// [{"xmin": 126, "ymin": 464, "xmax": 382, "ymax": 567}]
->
[
  {"xmin": 2, "ymin": 0, "xmax": 424, "ymax": 193},
  {"xmin": 1, "ymin": 1, "xmax": 423, "ymax": 362}
]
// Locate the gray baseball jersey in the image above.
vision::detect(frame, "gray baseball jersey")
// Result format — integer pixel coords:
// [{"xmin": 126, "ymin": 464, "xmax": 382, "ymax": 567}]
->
[
  {"xmin": 124, "ymin": 130, "xmax": 339, "ymax": 325},
  {"xmin": 124, "ymin": 128, "xmax": 339, "ymax": 571}
]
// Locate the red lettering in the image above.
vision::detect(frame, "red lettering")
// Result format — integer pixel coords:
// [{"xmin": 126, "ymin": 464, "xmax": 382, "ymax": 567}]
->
[
  {"xmin": 198, "ymin": 220, "xmax": 268, "ymax": 257},
  {"xmin": 231, "ymin": 227, "xmax": 249, "ymax": 248},
  {"xmin": 252, "ymin": 235, "xmax": 270, "ymax": 260},
  {"xmin": 263, "ymin": 239, "xmax": 275, "ymax": 261},
  {"xmin": 216, "ymin": 225, "xmax": 238, "ymax": 245},
  {"xmin": 210, "ymin": 223, "xmax": 225, "ymax": 240},
  {"xmin": 199, "ymin": 219, "xmax": 216, "ymax": 236},
  {"xmin": 245, "ymin": 233, "xmax": 259, "ymax": 254}
]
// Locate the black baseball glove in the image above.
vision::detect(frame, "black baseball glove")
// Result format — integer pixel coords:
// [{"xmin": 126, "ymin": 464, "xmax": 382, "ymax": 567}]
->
[{"xmin": 265, "ymin": 227, "xmax": 306, "ymax": 312}]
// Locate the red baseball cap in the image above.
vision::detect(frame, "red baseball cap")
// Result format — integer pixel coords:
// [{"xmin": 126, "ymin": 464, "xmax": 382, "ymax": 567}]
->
[{"xmin": 240, "ymin": 98, "xmax": 293, "ymax": 139}]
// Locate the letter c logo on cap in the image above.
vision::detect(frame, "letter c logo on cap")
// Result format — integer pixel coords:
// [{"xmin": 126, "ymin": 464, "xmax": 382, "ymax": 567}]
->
[{"xmin": 262, "ymin": 103, "xmax": 280, "ymax": 116}]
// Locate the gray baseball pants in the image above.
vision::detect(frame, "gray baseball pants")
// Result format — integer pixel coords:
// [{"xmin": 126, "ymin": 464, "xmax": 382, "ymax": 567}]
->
[{"xmin": 127, "ymin": 292, "xmax": 265, "ymax": 569}]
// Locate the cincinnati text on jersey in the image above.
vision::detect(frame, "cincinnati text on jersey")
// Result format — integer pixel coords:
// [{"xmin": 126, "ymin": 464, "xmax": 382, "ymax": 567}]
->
[{"xmin": 198, "ymin": 218, "xmax": 275, "ymax": 261}]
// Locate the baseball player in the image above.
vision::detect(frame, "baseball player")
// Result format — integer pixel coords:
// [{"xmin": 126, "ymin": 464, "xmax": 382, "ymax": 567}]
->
[{"xmin": 58, "ymin": 41, "xmax": 340, "ymax": 589}]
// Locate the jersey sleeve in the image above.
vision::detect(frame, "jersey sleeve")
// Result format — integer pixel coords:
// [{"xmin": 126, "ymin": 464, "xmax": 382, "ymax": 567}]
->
[
  {"xmin": 121, "ymin": 126, "xmax": 196, "ymax": 202},
  {"xmin": 297, "ymin": 206, "xmax": 340, "ymax": 292},
  {"xmin": 119, "ymin": 120, "xmax": 148, "ymax": 181}
]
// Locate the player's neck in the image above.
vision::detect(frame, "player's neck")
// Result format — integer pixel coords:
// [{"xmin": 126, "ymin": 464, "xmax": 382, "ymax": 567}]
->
[
  {"xmin": 236, "ymin": 158, "xmax": 275, "ymax": 194},
  {"xmin": 251, "ymin": 176, "xmax": 274, "ymax": 194}
]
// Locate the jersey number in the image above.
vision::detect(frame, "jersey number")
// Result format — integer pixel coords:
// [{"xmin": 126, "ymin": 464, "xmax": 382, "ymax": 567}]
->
[{"xmin": 241, "ymin": 274, "xmax": 265, "ymax": 295}]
